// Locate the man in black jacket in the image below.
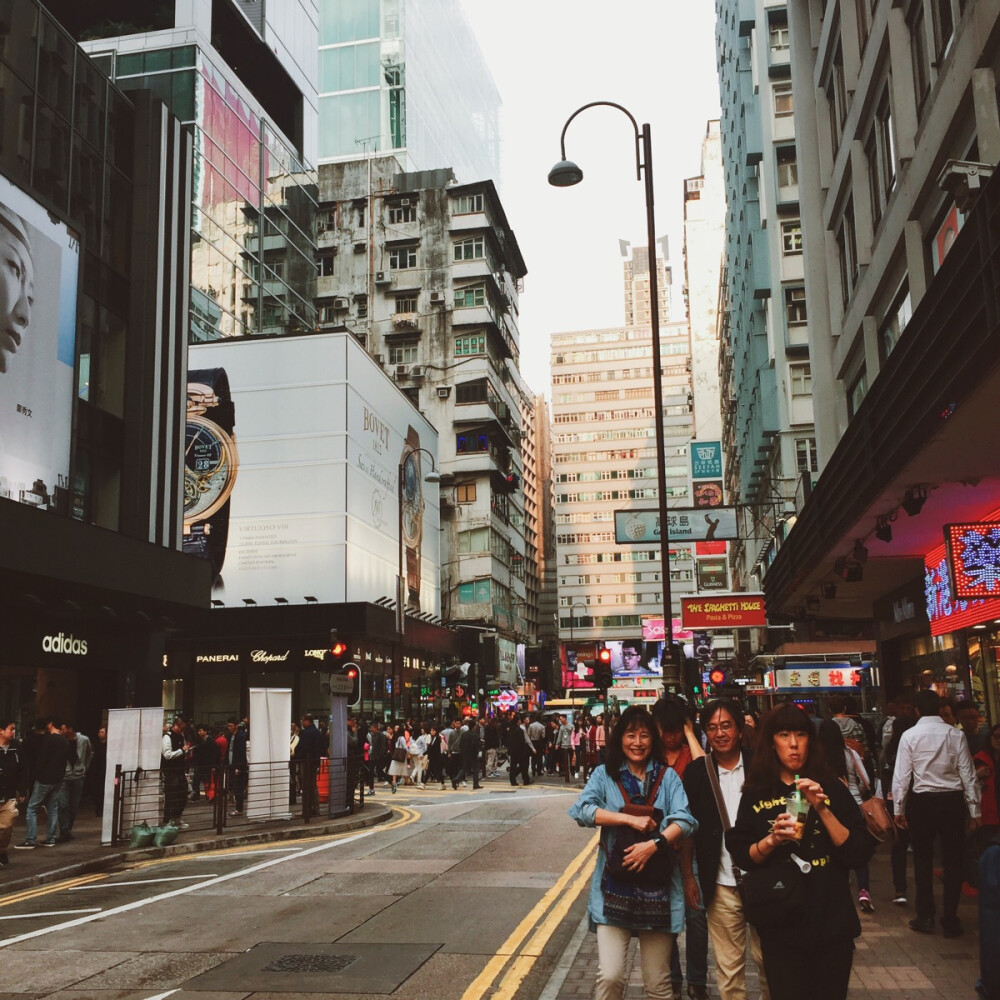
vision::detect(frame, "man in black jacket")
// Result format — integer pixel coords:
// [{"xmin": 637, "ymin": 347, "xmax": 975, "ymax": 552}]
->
[
  {"xmin": 0, "ymin": 718, "xmax": 26, "ymax": 866},
  {"xmin": 17, "ymin": 718, "xmax": 75, "ymax": 849},
  {"xmin": 681, "ymin": 700, "xmax": 769, "ymax": 1000},
  {"xmin": 294, "ymin": 713, "xmax": 326, "ymax": 817}
]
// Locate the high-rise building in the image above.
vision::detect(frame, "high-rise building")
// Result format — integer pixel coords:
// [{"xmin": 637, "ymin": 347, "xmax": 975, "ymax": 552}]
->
[
  {"xmin": 551, "ymin": 322, "xmax": 695, "ymax": 665},
  {"xmin": 714, "ymin": 0, "xmax": 816, "ymax": 594},
  {"xmin": 623, "ymin": 245, "xmax": 673, "ymax": 326},
  {"xmin": 316, "ymin": 0, "xmax": 501, "ymax": 187},
  {"xmin": 762, "ymin": 0, "xmax": 1000, "ymax": 726},
  {"xmin": 51, "ymin": 0, "xmax": 321, "ymax": 346},
  {"xmin": 315, "ymin": 155, "xmax": 529, "ymax": 667}
]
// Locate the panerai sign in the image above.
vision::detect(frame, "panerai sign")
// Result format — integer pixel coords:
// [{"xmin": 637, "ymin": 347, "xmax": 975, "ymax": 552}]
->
[{"xmin": 42, "ymin": 632, "xmax": 88, "ymax": 655}]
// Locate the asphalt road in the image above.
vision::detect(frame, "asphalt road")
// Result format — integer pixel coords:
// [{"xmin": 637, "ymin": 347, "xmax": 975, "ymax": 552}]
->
[{"xmin": 0, "ymin": 782, "xmax": 597, "ymax": 999}]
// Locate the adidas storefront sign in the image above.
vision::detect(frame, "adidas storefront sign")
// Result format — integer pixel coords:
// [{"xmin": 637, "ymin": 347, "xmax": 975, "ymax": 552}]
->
[{"xmin": 42, "ymin": 632, "xmax": 89, "ymax": 655}]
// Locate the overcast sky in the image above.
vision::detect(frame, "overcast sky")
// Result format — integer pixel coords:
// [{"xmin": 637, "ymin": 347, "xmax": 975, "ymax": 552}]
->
[{"xmin": 459, "ymin": 1, "xmax": 722, "ymax": 399}]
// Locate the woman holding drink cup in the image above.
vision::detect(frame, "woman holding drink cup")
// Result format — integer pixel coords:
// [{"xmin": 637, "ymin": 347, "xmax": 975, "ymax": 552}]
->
[{"xmin": 726, "ymin": 703, "xmax": 873, "ymax": 1000}]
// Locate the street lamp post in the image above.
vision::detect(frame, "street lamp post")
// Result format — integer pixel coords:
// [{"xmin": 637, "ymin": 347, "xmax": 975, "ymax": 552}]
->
[
  {"xmin": 396, "ymin": 447, "xmax": 441, "ymax": 718},
  {"xmin": 567, "ymin": 599, "xmax": 588, "ymax": 710},
  {"xmin": 549, "ymin": 102, "xmax": 679, "ymax": 689}
]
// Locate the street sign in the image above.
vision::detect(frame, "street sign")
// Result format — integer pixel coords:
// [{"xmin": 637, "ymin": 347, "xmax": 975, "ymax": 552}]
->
[
  {"xmin": 615, "ymin": 507, "xmax": 739, "ymax": 544},
  {"xmin": 326, "ymin": 674, "xmax": 353, "ymax": 695}
]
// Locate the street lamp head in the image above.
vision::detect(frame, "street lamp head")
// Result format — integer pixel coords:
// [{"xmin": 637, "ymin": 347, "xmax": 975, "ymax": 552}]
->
[
  {"xmin": 424, "ymin": 470, "xmax": 443, "ymax": 483},
  {"xmin": 548, "ymin": 159, "xmax": 584, "ymax": 187}
]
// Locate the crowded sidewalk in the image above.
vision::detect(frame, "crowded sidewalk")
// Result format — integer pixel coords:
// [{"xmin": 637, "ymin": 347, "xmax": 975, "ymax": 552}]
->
[{"xmin": 545, "ymin": 840, "xmax": 983, "ymax": 1000}]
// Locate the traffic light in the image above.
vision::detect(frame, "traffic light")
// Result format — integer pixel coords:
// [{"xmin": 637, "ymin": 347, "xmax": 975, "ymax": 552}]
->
[
  {"xmin": 341, "ymin": 662, "xmax": 361, "ymax": 707},
  {"xmin": 709, "ymin": 667, "xmax": 727, "ymax": 687},
  {"xmin": 594, "ymin": 647, "xmax": 613, "ymax": 690},
  {"xmin": 503, "ymin": 472, "xmax": 521, "ymax": 492},
  {"xmin": 328, "ymin": 629, "xmax": 348, "ymax": 663}
]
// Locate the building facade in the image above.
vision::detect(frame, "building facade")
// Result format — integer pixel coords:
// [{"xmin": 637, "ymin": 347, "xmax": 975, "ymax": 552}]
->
[
  {"xmin": 551, "ymin": 323, "xmax": 696, "ymax": 676},
  {"xmin": 314, "ymin": 156, "xmax": 530, "ymax": 681},
  {"xmin": 623, "ymin": 245, "xmax": 674, "ymax": 326},
  {"xmin": 763, "ymin": 0, "xmax": 1000, "ymax": 727},
  {"xmin": 316, "ymin": 0, "xmax": 501, "ymax": 188},
  {"xmin": 0, "ymin": 0, "xmax": 209, "ymax": 735},
  {"xmin": 715, "ymin": 0, "xmax": 818, "ymax": 600}
]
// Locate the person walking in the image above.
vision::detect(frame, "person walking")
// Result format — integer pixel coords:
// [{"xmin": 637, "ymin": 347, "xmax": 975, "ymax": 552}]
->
[
  {"xmin": 295, "ymin": 713, "xmax": 326, "ymax": 817},
  {"xmin": 556, "ymin": 714, "xmax": 574, "ymax": 783},
  {"xmin": 160, "ymin": 716, "xmax": 189, "ymax": 828},
  {"xmin": 87, "ymin": 726, "xmax": 108, "ymax": 817},
  {"xmin": 484, "ymin": 717, "xmax": 501, "ymax": 777},
  {"xmin": 226, "ymin": 717, "xmax": 249, "ymax": 816},
  {"xmin": 726, "ymin": 703, "xmax": 873, "ymax": 1000},
  {"xmin": 680, "ymin": 700, "xmax": 768, "ymax": 1000},
  {"xmin": 505, "ymin": 714, "xmax": 532, "ymax": 787},
  {"xmin": 893, "ymin": 689, "xmax": 981, "ymax": 937},
  {"xmin": 880, "ymin": 714, "xmax": 916, "ymax": 905},
  {"xmin": 460, "ymin": 717, "xmax": 482, "ymax": 790},
  {"xmin": 17, "ymin": 718, "xmax": 75, "ymax": 849},
  {"xmin": 0, "ymin": 719, "xmax": 26, "ymax": 867},
  {"xmin": 569, "ymin": 705, "xmax": 696, "ymax": 1000},
  {"xmin": 388, "ymin": 726, "xmax": 409, "ymax": 794},
  {"xmin": 56, "ymin": 721, "xmax": 93, "ymax": 841}
]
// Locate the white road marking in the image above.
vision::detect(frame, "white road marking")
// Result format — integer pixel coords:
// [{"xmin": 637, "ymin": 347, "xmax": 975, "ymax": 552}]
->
[
  {"xmin": 69, "ymin": 875, "xmax": 218, "ymax": 890},
  {"xmin": 142, "ymin": 991, "xmax": 179, "ymax": 1000},
  {"xmin": 0, "ymin": 908, "xmax": 102, "ymax": 921},
  {"xmin": 0, "ymin": 829, "xmax": 375, "ymax": 948}
]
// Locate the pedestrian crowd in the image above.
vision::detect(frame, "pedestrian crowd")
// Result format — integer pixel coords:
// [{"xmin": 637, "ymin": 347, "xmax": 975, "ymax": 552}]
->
[{"xmin": 569, "ymin": 690, "xmax": 993, "ymax": 1000}]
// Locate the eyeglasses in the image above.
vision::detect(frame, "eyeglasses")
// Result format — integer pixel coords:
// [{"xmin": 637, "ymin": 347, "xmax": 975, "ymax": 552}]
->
[{"xmin": 706, "ymin": 722, "xmax": 735, "ymax": 734}]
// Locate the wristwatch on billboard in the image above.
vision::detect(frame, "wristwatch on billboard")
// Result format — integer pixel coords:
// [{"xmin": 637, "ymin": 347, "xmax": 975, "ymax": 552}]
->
[
  {"xmin": 183, "ymin": 368, "xmax": 238, "ymax": 581},
  {"xmin": 400, "ymin": 425, "xmax": 424, "ymax": 605}
]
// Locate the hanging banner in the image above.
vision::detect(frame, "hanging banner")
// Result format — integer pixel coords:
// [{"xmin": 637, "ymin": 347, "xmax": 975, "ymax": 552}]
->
[
  {"xmin": 615, "ymin": 507, "xmax": 738, "ymax": 544},
  {"xmin": 690, "ymin": 440, "xmax": 723, "ymax": 479}
]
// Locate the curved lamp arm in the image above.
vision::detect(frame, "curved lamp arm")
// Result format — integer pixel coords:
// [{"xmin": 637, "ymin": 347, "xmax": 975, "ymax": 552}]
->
[{"xmin": 558, "ymin": 101, "xmax": 643, "ymax": 181}]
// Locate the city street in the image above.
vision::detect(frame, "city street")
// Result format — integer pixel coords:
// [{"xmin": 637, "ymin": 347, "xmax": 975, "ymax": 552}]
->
[{"xmin": 0, "ymin": 782, "xmax": 597, "ymax": 998}]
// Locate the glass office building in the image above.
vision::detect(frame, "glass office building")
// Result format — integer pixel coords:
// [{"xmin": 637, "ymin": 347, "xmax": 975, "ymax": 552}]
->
[{"xmin": 318, "ymin": 0, "xmax": 501, "ymax": 187}]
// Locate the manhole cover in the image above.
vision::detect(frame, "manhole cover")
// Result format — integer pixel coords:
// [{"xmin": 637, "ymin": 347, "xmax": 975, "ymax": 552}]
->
[{"xmin": 262, "ymin": 954, "xmax": 358, "ymax": 974}]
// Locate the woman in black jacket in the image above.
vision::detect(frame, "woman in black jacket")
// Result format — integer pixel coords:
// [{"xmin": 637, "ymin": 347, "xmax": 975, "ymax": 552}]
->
[{"xmin": 726, "ymin": 703, "xmax": 873, "ymax": 1000}]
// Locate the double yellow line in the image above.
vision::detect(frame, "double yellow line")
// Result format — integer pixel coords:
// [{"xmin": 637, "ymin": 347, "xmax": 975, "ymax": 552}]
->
[{"xmin": 460, "ymin": 832, "xmax": 598, "ymax": 1000}]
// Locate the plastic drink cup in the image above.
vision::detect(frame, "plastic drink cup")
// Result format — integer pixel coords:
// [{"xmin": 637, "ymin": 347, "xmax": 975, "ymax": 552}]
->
[{"xmin": 788, "ymin": 774, "xmax": 809, "ymax": 840}]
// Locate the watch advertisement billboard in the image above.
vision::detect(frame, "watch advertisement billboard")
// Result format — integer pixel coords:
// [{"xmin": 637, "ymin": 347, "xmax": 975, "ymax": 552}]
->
[
  {"xmin": 187, "ymin": 333, "xmax": 439, "ymax": 610},
  {"xmin": 0, "ymin": 175, "xmax": 80, "ymax": 511}
]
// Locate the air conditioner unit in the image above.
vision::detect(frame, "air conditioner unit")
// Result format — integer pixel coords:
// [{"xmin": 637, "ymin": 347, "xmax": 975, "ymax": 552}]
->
[
  {"xmin": 429, "ymin": 291, "xmax": 445, "ymax": 304},
  {"xmin": 395, "ymin": 364, "xmax": 410, "ymax": 378},
  {"xmin": 375, "ymin": 271, "xmax": 392, "ymax": 285},
  {"xmin": 353, "ymin": 242, "xmax": 366, "ymax": 254},
  {"xmin": 332, "ymin": 297, "xmax": 350, "ymax": 310},
  {"xmin": 410, "ymin": 365, "xmax": 426, "ymax": 378},
  {"xmin": 495, "ymin": 402, "xmax": 509, "ymax": 421},
  {"xmin": 436, "ymin": 386, "xmax": 452, "ymax": 399}
]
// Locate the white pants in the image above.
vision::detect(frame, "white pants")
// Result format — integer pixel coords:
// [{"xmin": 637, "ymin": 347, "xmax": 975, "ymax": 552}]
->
[
  {"xmin": 410, "ymin": 755, "xmax": 427, "ymax": 784},
  {"xmin": 595, "ymin": 923, "xmax": 675, "ymax": 1000},
  {"xmin": 707, "ymin": 884, "xmax": 769, "ymax": 1000}
]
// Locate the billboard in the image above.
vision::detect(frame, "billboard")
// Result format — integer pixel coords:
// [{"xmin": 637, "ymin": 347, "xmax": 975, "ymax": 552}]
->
[
  {"xmin": 186, "ymin": 333, "xmax": 439, "ymax": 610},
  {"xmin": 696, "ymin": 557, "xmax": 729, "ymax": 591},
  {"xmin": 0, "ymin": 175, "xmax": 79, "ymax": 510},
  {"xmin": 681, "ymin": 593, "xmax": 766, "ymax": 629},
  {"xmin": 615, "ymin": 507, "xmax": 739, "ymax": 544},
  {"xmin": 944, "ymin": 522, "xmax": 1000, "ymax": 600},
  {"xmin": 925, "ymin": 516, "xmax": 1000, "ymax": 636},
  {"xmin": 690, "ymin": 440, "xmax": 723, "ymax": 479}
]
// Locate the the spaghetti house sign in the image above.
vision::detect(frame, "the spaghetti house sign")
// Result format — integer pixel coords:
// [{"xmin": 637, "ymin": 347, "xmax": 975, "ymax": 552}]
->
[{"xmin": 681, "ymin": 594, "xmax": 766, "ymax": 629}]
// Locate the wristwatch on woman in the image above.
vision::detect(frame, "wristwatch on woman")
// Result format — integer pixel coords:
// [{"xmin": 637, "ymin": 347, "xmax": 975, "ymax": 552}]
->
[{"xmin": 183, "ymin": 368, "xmax": 238, "ymax": 582}]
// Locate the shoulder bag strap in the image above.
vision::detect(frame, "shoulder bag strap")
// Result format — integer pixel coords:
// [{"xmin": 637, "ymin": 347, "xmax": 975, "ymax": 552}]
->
[
  {"xmin": 852, "ymin": 751, "xmax": 873, "ymax": 797},
  {"xmin": 705, "ymin": 753, "xmax": 732, "ymax": 829},
  {"xmin": 615, "ymin": 763, "xmax": 668, "ymax": 807}
]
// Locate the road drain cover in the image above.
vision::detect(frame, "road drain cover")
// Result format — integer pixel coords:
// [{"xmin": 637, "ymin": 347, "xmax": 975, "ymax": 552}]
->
[
  {"xmin": 263, "ymin": 954, "xmax": 357, "ymax": 974},
  {"xmin": 184, "ymin": 942, "xmax": 440, "ymax": 993}
]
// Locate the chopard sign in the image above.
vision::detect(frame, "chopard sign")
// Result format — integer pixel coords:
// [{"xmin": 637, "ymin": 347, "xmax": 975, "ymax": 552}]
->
[
  {"xmin": 250, "ymin": 649, "xmax": 290, "ymax": 663},
  {"xmin": 196, "ymin": 654, "xmax": 239, "ymax": 663}
]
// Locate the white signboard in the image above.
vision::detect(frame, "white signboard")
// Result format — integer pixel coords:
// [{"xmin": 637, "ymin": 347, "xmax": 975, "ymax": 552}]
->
[
  {"xmin": 615, "ymin": 507, "xmax": 739, "ymax": 544},
  {"xmin": 0, "ymin": 175, "xmax": 79, "ymax": 509},
  {"xmin": 187, "ymin": 333, "xmax": 439, "ymax": 611},
  {"xmin": 102, "ymin": 708, "xmax": 165, "ymax": 845},
  {"xmin": 248, "ymin": 687, "xmax": 292, "ymax": 822}
]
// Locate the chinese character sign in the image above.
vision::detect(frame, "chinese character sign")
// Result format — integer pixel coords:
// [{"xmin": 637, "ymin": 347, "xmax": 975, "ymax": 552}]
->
[
  {"xmin": 945, "ymin": 522, "xmax": 1000, "ymax": 599},
  {"xmin": 690, "ymin": 440, "xmax": 723, "ymax": 480}
]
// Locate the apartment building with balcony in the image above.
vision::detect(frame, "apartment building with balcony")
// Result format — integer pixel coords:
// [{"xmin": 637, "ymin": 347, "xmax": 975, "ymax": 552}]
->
[
  {"xmin": 715, "ymin": 0, "xmax": 818, "ymax": 595},
  {"xmin": 551, "ymin": 324, "xmax": 696, "ymax": 652},
  {"xmin": 315, "ymin": 156, "xmax": 530, "ymax": 650}
]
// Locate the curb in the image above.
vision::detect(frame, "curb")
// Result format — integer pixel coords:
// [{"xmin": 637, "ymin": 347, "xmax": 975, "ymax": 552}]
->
[{"xmin": 0, "ymin": 803, "xmax": 394, "ymax": 896}]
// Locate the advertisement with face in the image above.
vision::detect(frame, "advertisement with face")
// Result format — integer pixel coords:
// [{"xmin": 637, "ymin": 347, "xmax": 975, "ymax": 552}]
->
[
  {"xmin": 0, "ymin": 175, "xmax": 79, "ymax": 509},
  {"xmin": 186, "ymin": 333, "xmax": 439, "ymax": 609},
  {"xmin": 607, "ymin": 638, "xmax": 663, "ymax": 678}
]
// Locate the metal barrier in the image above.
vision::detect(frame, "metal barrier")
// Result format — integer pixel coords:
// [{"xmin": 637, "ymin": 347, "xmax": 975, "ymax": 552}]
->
[{"xmin": 111, "ymin": 756, "xmax": 367, "ymax": 847}]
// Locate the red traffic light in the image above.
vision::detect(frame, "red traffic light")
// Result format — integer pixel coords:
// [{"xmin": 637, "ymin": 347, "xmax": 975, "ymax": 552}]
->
[
  {"xmin": 709, "ymin": 667, "xmax": 727, "ymax": 686},
  {"xmin": 331, "ymin": 641, "xmax": 348, "ymax": 657},
  {"xmin": 344, "ymin": 665, "xmax": 358, "ymax": 679},
  {"xmin": 598, "ymin": 648, "xmax": 612, "ymax": 665}
]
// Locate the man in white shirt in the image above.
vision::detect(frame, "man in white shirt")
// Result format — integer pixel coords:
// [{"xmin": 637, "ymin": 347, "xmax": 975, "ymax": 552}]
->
[
  {"xmin": 893, "ymin": 689, "xmax": 980, "ymax": 937},
  {"xmin": 681, "ymin": 700, "xmax": 769, "ymax": 1000}
]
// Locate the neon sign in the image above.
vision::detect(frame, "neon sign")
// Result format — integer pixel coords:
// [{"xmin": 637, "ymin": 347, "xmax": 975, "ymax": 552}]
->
[
  {"xmin": 945, "ymin": 522, "xmax": 1000, "ymax": 599},
  {"xmin": 925, "ymin": 537, "xmax": 1000, "ymax": 636}
]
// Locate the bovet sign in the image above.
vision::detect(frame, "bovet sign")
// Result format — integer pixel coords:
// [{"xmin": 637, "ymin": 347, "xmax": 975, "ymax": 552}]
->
[{"xmin": 42, "ymin": 632, "xmax": 88, "ymax": 655}]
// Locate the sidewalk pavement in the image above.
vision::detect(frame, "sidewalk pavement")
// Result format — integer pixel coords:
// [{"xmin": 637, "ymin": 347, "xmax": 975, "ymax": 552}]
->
[
  {"xmin": 0, "ymin": 799, "xmax": 393, "ymax": 896},
  {"xmin": 546, "ymin": 841, "xmax": 984, "ymax": 1000}
]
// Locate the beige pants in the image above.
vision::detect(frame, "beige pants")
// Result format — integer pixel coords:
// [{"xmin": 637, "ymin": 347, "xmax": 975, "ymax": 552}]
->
[
  {"xmin": 0, "ymin": 797, "xmax": 18, "ymax": 852},
  {"xmin": 707, "ymin": 884, "xmax": 770, "ymax": 1000},
  {"xmin": 595, "ymin": 923, "xmax": 675, "ymax": 1000}
]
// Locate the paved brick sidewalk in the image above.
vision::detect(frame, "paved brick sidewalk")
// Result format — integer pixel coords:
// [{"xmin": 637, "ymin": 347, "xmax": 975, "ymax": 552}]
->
[{"xmin": 544, "ymin": 842, "xmax": 983, "ymax": 999}]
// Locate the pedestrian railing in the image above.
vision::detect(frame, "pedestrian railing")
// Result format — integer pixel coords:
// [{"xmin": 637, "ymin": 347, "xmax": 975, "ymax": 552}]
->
[{"xmin": 110, "ymin": 756, "xmax": 367, "ymax": 847}]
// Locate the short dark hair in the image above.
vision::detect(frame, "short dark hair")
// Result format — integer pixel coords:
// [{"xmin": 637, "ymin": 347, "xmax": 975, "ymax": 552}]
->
[
  {"xmin": 915, "ymin": 689, "xmax": 940, "ymax": 717},
  {"xmin": 0, "ymin": 718, "xmax": 16, "ymax": 730},
  {"xmin": 816, "ymin": 719, "xmax": 847, "ymax": 781},
  {"xmin": 744, "ymin": 702, "xmax": 833, "ymax": 794},
  {"xmin": 302, "ymin": 713, "xmax": 314, "ymax": 723},
  {"xmin": 604, "ymin": 706, "xmax": 662, "ymax": 773},
  {"xmin": 227, "ymin": 716, "xmax": 238, "ymax": 725},
  {"xmin": 650, "ymin": 696, "xmax": 688, "ymax": 735},
  {"xmin": 699, "ymin": 699, "xmax": 743, "ymax": 733},
  {"xmin": 828, "ymin": 694, "xmax": 848, "ymax": 715}
]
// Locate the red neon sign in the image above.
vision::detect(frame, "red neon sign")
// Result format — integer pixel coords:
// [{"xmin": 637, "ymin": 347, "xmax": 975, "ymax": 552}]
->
[{"xmin": 944, "ymin": 522, "xmax": 1000, "ymax": 599}]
